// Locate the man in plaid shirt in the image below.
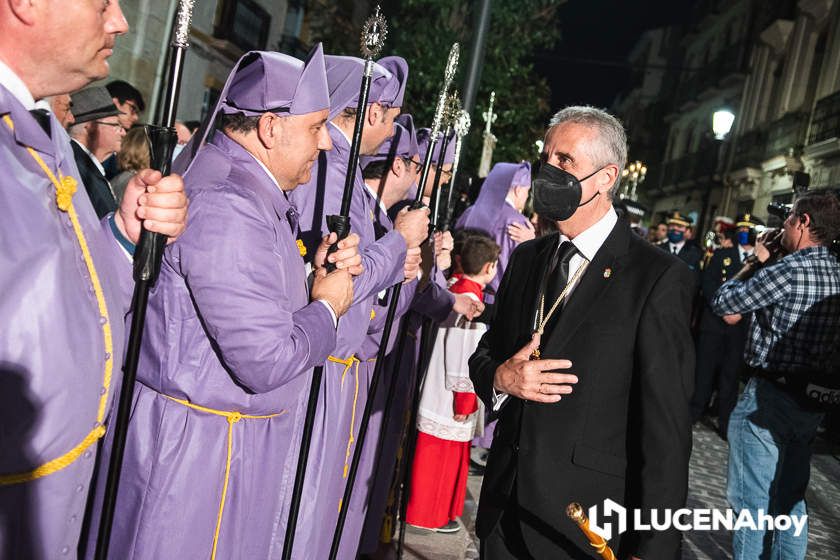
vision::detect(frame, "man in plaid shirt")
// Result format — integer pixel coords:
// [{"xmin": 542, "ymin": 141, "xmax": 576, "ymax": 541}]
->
[{"xmin": 712, "ymin": 190, "xmax": 840, "ymax": 560}]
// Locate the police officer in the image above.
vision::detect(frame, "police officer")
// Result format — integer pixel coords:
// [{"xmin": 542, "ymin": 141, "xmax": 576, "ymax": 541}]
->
[
  {"xmin": 659, "ymin": 211, "xmax": 704, "ymax": 272},
  {"xmin": 690, "ymin": 213, "xmax": 760, "ymax": 436}
]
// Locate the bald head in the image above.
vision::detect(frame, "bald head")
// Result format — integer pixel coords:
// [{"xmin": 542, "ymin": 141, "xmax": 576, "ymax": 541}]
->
[{"xmin": 0, "ymin": 0, "xmax": 128, "ymax": 99}]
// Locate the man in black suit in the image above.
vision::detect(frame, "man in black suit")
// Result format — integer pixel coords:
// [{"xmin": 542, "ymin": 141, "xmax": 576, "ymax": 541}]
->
[
  {"xmin": 469, "ymin": 106, "xmax": 694, "ymax": 559},
  {"xmin": 68, "ymin": 86, "xmax": 126, "ymax": 217},
  {"xmin": 691, "ymin": 214, "xmax": 760, "ymax": 436}
]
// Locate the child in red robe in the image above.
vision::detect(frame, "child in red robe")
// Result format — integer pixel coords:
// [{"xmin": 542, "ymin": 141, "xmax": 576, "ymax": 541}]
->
[{"xmin": 405, "ymin": 233, "xmax": 500, "ymax": 532}]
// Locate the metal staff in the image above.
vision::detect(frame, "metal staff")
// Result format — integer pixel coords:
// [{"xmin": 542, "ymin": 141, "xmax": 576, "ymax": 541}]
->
[
  {"xmin": 282, "ymin": 8, "xmax": 387, "ymax": 560},
  {"xmin": 93, "ymin": 2, "xmax": 195, "ymax": 558},
  {"xmin": 443, "ymin": 108, "xmax": 471, "ymax": 231},
  {"xmin": 567, "ymin": 503, "xmax": 617, "ymax": 560},
  {"xmin": 328, "ymin": 43, "xmax": 460, "ymax": 560},
  {"xmin": 428, "ymin": 93, "xmax": 459, "ymax": 231}
]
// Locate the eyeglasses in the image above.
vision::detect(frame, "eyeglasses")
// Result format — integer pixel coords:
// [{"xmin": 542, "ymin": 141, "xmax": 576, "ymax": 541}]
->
[
  {"xmin": 94, "ymin": 121, "xmax": 125, "ymax": 130},
  {"xmin": 409, "ymin": 158, "xmax": 422, "ymax": 170},
  {"xmin": 123, "ymin": 101, "xmax": 140, "ymax": 116}
]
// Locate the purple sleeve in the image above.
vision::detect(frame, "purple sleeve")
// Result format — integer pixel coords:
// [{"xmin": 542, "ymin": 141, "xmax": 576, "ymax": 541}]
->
[
  {"xmin": 411, "ymin": 278, "xmax": 455, "ymax": 322},
  {"xmin": 367, "ymin": 278, "xmax": 418, "ymax": 335},
  {"xmin": 354, "ymin": 229, "xmax": 407, "ymax": 302},
  {"xmin": 177, "ymin": 187, "xmax": 337, "ymax": 394}
]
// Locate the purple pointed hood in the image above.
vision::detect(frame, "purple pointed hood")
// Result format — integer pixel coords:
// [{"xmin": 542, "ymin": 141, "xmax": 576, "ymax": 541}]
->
[
  {"xmin": 325, "ymin": 55, "xmax": 409, "ymax": 120},
  {"xmin": 417, "ymin": 127, "xmax": 456, "ymax": 166},
  {"xmin": 458, "ymin": 161, "xmax": 530, "ymax": 231},
  {"xmin": 174, "ymin": 44, "xmax": 329, "ymax": 174}
]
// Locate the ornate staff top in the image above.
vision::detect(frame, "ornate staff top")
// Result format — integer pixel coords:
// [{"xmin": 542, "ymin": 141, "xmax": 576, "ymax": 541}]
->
[
  {"xmin": 483, "ymin": 90, "xmax": 497, "ymax": 135},
  {"xmin": 172, "ymin": 0, "xmax": 195, "ymax": 48},
  {"xmin": 454, "ymin": 108, "xmax": 471, "ymax": 139},
  {"xmin": 429, "ymin": 43, "xmax": 460, "ymax": 140},
  {"xmin": 361, "ymin": 5, "xmax": 387, "ymax": 59}
]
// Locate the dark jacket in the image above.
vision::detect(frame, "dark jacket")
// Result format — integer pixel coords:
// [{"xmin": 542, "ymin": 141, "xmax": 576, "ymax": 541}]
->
[
  {"xmin": 470, "ymin": 218, "xmax": 694, "ymax": 559},
  {"xmin": 699, "ymin": 246, "xmax": 747, "ymax": 334},
  {"xmin": 71, "ymin": 140, "xmax": 117, "ymax": 219}
]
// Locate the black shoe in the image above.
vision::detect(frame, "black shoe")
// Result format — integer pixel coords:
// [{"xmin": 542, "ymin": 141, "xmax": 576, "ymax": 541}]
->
[
  {"xmin": 435, "ymin": 520, "xmax": 461, "ymax": 533},
  {"xmin": 469, "ymin": 459, "xmax": 485, "ymax": 476}
]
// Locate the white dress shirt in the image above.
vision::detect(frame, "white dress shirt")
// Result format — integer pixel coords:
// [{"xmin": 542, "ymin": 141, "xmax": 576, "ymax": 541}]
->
[
  {"xmin": 0, "ymin": 58, "xmax": 37, "ymax": 110},
  {"xmin": 668, "ymin": 240, "xmax": 685, "ymax": 255},
  {"xmin": 493, "ymin": 207, "xmax": 618, "ymax": 410}
]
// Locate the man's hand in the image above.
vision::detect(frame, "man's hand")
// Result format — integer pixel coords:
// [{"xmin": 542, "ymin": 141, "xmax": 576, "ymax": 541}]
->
[
  {"xmin": 755, "ymin": 228, "xmax": 784, "ymax": 263},
  {"xmin": 508, "ymin": 221, "xmax": 536, "ymax": 244},
  {"xmin": 116, "ymin": 169, "xmax": 188, "ymax": 244},
  {"xmin": 314, "ymin": 232, "xmax": 363, "ymax": 276},
  {"xmin": 493, "ymin": 333, "xmax": 577, "ymax": 403},
  {"xmin": 311, "ymin": 268, "xmax": 353, "ymax": 318},
  {"xmin": 453, "ymin": 292, "xmax": 484, "ymax": 320},
  {"xmin": 453, "ymin": 414, "xmax": 468, "ymax": 422},
  {"xmin": 435, "ymin": 231, "xmax": 453, "ymax": 270},
  {"xmin": 403, "ymin": 246, "xmax": 422, "ymax": 283},
  {"xmin": 394, "ymin": 206, "xmax": 430, "ymax": 249},
  {"xmin": 723, "ymin": 313, "xmax": 742, "ymax": 325}
]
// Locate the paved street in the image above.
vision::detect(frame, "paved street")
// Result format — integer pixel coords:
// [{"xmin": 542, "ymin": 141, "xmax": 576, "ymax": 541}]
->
[{"xmin": 397, "ymin": 422, "xmax": 840, "ymax": 559}]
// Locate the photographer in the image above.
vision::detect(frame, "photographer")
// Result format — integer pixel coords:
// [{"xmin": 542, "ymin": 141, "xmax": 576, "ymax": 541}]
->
[{"xmin": 711, "ymin": 190, "xmax": 840, "ymax": 559}]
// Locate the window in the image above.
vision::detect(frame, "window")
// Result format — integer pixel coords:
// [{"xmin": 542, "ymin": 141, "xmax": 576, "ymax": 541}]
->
[{"xmin": 215, "ymin": 0, "xmax": 271, "ymax": 52}]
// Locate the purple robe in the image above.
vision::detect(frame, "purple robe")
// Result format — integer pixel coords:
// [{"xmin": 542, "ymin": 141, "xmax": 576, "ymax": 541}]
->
[
  {"xmin": 359, "ymin": 265, "xmax": 455, "ymax": 553},
  {"xmin": 456, "ymin": 162, "xmax": 530, "ymax": 302},
  {"xmin": 289, "ymin": 123, "xmax": 406, "ymax": 559},
  {"xmin": 81, "ymin": 132, "xmax": 338, "ymax": 559},
  {"xmin": 0, "ymin": 84, "xmax": 130, "ymax": 558}
]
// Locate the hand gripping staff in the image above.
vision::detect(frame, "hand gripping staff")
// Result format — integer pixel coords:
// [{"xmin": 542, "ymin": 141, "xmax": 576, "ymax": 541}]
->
[
  {"xmin": 328, "ymin": 43, "xmax": 461, "ymax": 560},
  {"xmin": 281, "ymin": 7, "xmax": 388, "ymax": 560},
  {"xmin": 93, "ymin": 2, "xmax": 195, "ymax": 558}
]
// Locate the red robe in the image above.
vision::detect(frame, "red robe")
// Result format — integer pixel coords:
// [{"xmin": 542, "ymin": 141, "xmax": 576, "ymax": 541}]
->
[{"xmin": 405, "ymin": 277, "xmax": 482, "ymax": 528}]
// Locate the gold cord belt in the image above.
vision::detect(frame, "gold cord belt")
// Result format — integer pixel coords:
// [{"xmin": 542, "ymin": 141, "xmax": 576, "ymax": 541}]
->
[{"xmin": 163, "ymin": 395, "xmax": 286, "ymax": 560}]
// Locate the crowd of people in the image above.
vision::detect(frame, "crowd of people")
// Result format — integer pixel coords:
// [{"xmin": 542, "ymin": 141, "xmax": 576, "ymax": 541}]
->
[{"xmin": 2, "ymin": 2, "xmax": 839, "ymax": 560}]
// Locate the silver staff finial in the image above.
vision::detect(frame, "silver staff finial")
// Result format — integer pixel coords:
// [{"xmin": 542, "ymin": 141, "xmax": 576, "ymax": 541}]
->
[
  {"xmin": 455, "ymin": 109, "xmax": 471, "ymax": 138},
  {"xmin": 443, "ymin": 43, "xmax": 460, "ymax": 89},
  {"xmin": 172, "ymin": 0, "xmax": 195, "ymax": 49},
  {"xmin": 361, "ymin": 5, "xmax": 388, "ymax": 59}
]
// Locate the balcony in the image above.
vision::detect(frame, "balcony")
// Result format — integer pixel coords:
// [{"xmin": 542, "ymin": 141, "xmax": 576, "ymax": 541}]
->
[
  {"xmin": 677, "ymin": 42, "xmax": 750, "ymax": 104},
  {"xmin": 764, "ymin": 112, "xmax": 809, "ymax": 157},
  {"xmin": 214, "ymin": 0, "xmax": 271, "ymax": 53},
  {"xmin": 661, "ymin": 143, "xmax": 721, "ymax": 189},
  {"xmin": 808, "ymin": 90, "xmax": 840, "ymax": 145}
]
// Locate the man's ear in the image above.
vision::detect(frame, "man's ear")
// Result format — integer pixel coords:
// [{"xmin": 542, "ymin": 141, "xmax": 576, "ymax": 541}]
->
[
  {"xmin": 256, "ymin": 112, "xmax": 277, "ymax": 148},
  {"xmin": 391, "ymin": 157, "xmax": 404, "ymax": 177},
  {"xmin": 800, "ymin": 213, "xmax": 811, "ymax": 228},
  {"xmin": 8, "ymin": 0, "xmax": 39, "ymax": 25},
  {"xmin": 367, "ymin": 103, "xmax": 381, "ymax": 126},
  {"xmin": 598, "ymin": 164, "xmax": 619, "ymax": 193}
]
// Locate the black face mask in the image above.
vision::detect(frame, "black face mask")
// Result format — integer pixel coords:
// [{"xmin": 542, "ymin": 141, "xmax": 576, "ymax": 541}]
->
[{"xmin": 532, "ymin": 161, "xmax": 602, "ymax": 221}]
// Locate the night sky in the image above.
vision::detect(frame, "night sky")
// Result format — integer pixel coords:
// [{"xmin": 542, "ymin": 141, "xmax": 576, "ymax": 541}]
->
[{"xmin": 536, "ymin": 0, "xmax": 697, "ymax": 110}]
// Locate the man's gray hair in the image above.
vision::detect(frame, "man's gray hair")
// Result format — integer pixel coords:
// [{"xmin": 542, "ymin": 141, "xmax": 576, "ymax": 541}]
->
[{"xmin": 547, "ymin": 106, "xmax": 627, "ymax": 198}]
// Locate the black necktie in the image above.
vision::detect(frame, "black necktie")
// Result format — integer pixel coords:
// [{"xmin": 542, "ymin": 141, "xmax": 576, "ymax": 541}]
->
[
  {"xmin": 672, "ymin": 245, "xmax": 678, "ymax": 255},
  {"xmin": 286, "ymin": 206, "xmax": 300, "ymax": 236},
  {"xmin": 29, "ymin": 108, "xmax": 52, "ymax": 138},
  {"xmin": 545, "ymin": 241, "xmax": 579, "ymax": 309}
]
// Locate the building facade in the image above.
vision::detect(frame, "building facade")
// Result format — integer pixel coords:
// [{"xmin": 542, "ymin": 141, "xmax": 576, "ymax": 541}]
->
[
  {"xmin": 634, "ymin": 0, "xmax": 840, "ymax": 230},
  {"xmin": 103, "ymin": 0, "xmax": 297, "ymax": 123}
]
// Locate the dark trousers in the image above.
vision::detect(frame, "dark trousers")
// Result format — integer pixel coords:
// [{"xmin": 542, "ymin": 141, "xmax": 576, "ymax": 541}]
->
[
  {"xmin": 691, "ymin": 326, "xmax": 745, "ymax": 434},
  {"xmin": 480, "ymin": 502, "xmax": 534, "ymax": 560}
]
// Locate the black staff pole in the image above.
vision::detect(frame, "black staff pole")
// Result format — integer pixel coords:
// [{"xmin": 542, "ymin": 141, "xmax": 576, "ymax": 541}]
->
[
  {"xmin": 328, "ymin": 43, "xmax": 461, "ymax": 560},
  {"xmin": 282, "ymin": 7, "xmax": 388, "ymax": 560},
  {"xmin": 442, "ymin": 109, "xmax": 470, "ymax": 231},
  {"xmin": 93, "ymin": 2, "xmax": 195, "ymax": 558}
]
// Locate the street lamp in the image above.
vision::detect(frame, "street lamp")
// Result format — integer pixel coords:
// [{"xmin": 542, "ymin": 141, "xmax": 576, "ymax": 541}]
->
[
  {"xmin": 712, "ymin": 109, "xmax": 735, "ymax": 140},
  {"xmin": 699, "ymin": 108, "xmax": 736, "ymax": 234},
  {"xmin": 621, "ymin": 160, "xmax": 647, "ymax": 201}
]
